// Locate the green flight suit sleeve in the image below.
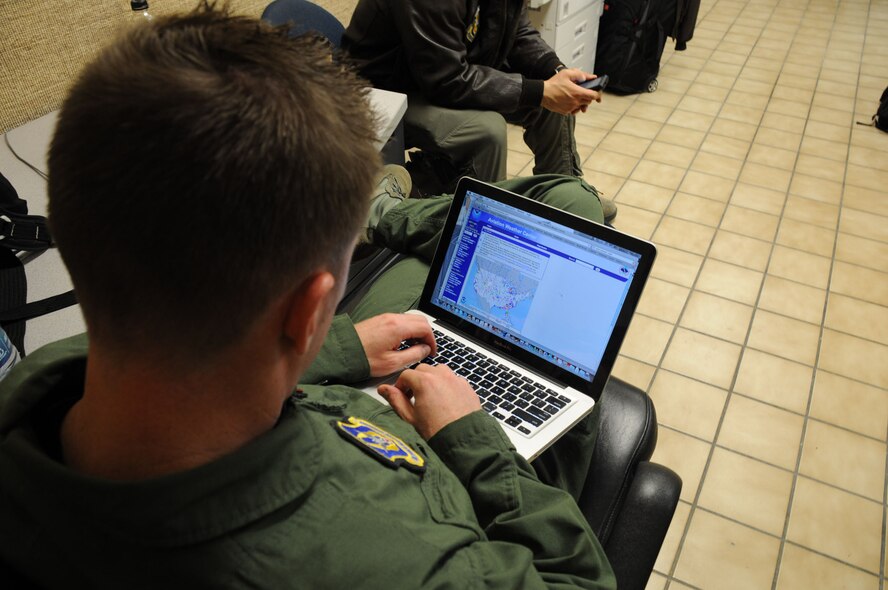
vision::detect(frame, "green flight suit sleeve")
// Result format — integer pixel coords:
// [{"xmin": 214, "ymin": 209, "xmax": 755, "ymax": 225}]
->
[
  {"xmin": 428, "ymin": 411, "xmax": 616, "ymax": 589},
  {"xmin": 299, "ymin": 314, "xmax": 370, "ymax": 385}
]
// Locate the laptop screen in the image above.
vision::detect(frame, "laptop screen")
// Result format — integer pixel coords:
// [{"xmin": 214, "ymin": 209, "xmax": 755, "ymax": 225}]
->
[{"xmin": 428, "ymin": 187, "xmax": 644, "ymax": 385}]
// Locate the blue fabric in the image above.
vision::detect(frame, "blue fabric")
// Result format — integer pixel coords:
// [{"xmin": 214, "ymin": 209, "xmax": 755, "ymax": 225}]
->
[{"xmin": 261, "ymin": 0, "xmax": 345, "ymax": 47}]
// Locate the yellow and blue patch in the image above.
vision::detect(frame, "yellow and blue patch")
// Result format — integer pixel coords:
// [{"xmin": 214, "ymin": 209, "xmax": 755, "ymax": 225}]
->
[
  {"xmin": 333, "ymin": 417, "xmax": 426, "ymax": 474},
  {"xmin": 465, "ymin": 6, "xmax": 480, "ymax": 43}
]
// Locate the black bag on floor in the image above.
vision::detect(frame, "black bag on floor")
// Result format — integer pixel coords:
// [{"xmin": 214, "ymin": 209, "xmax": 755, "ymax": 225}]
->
[
  {"xmin": 856, "ymin": 86, "xmax": 888, "ymax": 133},
  {"xmin": 595, "ymin": 0, "xmax": 677, "ymax": 95}
]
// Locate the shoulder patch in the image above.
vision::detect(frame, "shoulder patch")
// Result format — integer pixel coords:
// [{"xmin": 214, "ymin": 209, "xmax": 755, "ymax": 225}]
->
[
  {"xmin": 333, "ymin": 417, "xmax": 426, "ymax": 474},
  {"xmin": 465, "ymin": 5, "xmax": 480, "ymax": 43}
]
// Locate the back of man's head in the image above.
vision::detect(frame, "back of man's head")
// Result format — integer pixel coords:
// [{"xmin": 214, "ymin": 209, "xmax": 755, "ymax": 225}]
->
[{"xmin": 48, "ymin": 3, "xmax": 380, "ymax": 366}]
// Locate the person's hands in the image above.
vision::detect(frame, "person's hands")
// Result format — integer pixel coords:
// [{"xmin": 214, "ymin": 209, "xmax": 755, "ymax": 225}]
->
[
  {"xmin": 354, "ymin": 313, "xmax": 437, "ymax": 377},
  {"xmin": 378, "ymin": 364, "xmax": 482, "ymax": 439},
  {"xmin": 541, "ymin": 68, "xmax": 602, "ymax": 115}
]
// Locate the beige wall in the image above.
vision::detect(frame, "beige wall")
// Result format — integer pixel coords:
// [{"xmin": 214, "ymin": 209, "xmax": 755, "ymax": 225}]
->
[{"xmin": 0, "ymin": 0, "xmax": 358, "ymax": 133}]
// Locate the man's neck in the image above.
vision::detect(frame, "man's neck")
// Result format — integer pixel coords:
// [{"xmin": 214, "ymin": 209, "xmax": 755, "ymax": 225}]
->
[{"xmin": 61, "ymin": 342, "xmax": 295, "ymax": 481}]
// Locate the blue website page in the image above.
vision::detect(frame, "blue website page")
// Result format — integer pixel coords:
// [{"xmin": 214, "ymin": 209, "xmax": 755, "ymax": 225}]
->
[{"xmin": 432, "ymin": 191, "xmax": 641, "ymax": 382}]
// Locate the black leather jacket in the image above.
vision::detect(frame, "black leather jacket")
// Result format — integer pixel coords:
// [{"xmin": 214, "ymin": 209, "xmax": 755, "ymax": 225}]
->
[{"xmin": 342, "ymin": 0, "xmax": 563, "ymax": 114}]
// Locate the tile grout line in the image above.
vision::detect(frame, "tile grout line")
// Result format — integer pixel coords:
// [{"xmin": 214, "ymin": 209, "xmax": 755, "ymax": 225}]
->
[
  {"xmin": 631, "ymin": 278, "xmax": 888, "ymax": 357},
  {"xmin": 771, "ymin": 0, "xmax": 874, "ymax": 586},
  {"xmin": 657, "ymin": 0, "xmax": 881, "ymax": 583},
  {"xmin": 559, "ymin": 0, "xmax": 885, "ymax": 585},
  {"xmin": 652, "ymin": 377, "xmax": 888, "ymax": 445},
  {"xmin": 653, "ymin": 0, "xmax": 795, "ymax": 584},
  {"xmin": 650, "ymin": 2, "xmax": 755, "ymax": 585},
  {"xmin": 873, "ymin": 9, "xmax": 888, "ymax": 590},
  {"xmin": 659, "ymin": 421, "xmax": 886, "ymax": 507}
]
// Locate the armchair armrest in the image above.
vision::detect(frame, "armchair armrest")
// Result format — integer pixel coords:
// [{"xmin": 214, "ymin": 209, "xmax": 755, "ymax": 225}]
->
[{"xmin": 577, "ymin": 377, "xmax": 682, "ymax": 590}]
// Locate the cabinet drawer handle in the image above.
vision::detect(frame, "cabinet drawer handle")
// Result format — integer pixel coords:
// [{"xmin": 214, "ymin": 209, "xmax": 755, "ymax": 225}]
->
[
  {"xmin": 572, "ymin": 43, "xmax": 585, "ymax": 61},
  {"xmin": 574, "ymin": 20, "xmax": 587, "ymax": 38}
]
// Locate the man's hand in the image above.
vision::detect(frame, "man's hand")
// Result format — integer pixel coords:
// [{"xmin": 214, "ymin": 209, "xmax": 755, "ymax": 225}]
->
[
  {"xmin": 378, "ymin": 364, "xmax": 482, "ymax": 439},
  {"xmin": 354, "ymin": 313, "xmax": 437, "ymax": 377},
  {"xmin": 541, "ymin": 68, "xmax": 602, "ymax": 115}
]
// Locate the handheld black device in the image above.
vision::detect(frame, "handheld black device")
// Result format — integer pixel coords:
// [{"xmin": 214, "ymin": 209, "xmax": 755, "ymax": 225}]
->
[{"xmin": 577, "ymin": 75, "xmax": 609, "ymax": 91}]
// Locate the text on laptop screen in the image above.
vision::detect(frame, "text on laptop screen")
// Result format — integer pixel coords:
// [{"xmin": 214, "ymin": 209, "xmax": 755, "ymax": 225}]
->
[{"xmin": 430, "ymin": 190, "xmax": 642, "ymax": 383}]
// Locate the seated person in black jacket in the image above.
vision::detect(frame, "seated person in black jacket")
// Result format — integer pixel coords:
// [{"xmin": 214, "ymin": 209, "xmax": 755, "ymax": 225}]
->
[{"xmin": 342, "ymin": 0, "xmax": 617, "ymax": 222}]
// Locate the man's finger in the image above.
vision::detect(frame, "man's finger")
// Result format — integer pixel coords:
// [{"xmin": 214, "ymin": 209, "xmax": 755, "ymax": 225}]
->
[
  {"xmin": 400, "ymin": 316, "xmax": 437, "ymax": 356},
  {"xmin": 378, "ymin": 384, "xmax": 416, "ymax": 423},
  {"xmin": 392, "ymin": 367, "xmax": 424, "ymax": 393},
  {"xmin": 392, "ymin": 344, "xmax": 432, "ymax": 368}
]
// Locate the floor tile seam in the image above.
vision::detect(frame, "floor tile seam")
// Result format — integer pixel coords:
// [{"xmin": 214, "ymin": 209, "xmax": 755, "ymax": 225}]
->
[
  {"xmin": 661, "ymin": 420, "xmax": 888, "ymax": 499},
  {"xmin": 600, "ymin": 53, "xmax": 723, "ymax": 245},
  {"xmin": 657, "ymin": 2, "xmax": 791, "ymax": 578},
  {"xmin": 656, "ymin": 376, "xmax": 888, "ymax": 442},
  {"xmin": 795, "ymin": 455, "xmax": 888, "ymax": 505},
  {"xmin": 645, "ymin": 15, "xmax": 773, "ymax": 588},
  {"xmin": 771, "ymin": 6, "xmax": 866, "ymax": 585},
  {"xmin": 782, "ymin": 191, "xmax": 849, "ymax": 215},
  {"xmin": 842, "ymin": 156, "xmax": 888, "ymax": 175},
  {"xmin": 631, "ymin": 312, "xmax": 758, "ymax": 350},
  {"xmin": 813, "ymin": 366, "xmax": 888, "ymax": 395},
  {"xmin": 669, "ymin": 11, "xmax": 857, "ymax": 583},
  {"xmin": 651, "ymin": 112, "xmax": 773, "ymax": 585},
  {"xmin": 692, "ymin": 504, "xmax": 788, "ymax": 541},
  {"xmin": 575, "ymin": 119, "xmax": 621, "ymax": 136},
  {"xmin": 781, "ymin": 539, "xmax": 886, "ymax": 579},
  {"xmin": 624, "ymin": 300, "xmax": 888, "ymax": 370},
  {"xmin": 821, "ymin": 288, "xmax": 888, "ymax": 315},
  {"xmin": 872, "ymin": 8, "xmax": 888, "ymax": 587},
  {"xmin": 721, "ymin": 387, "xmax": 815, "ymax": 422},
  {"xmin": 735, "ymin": 389, "xmax": 888, "ymax": 443},
  {"xmin": 710, "ymin": 439, "xmax": 798, "ymax": 477},
  {"xmin": 667, "ymin": 574, "xmax": 705, "ymax": 590},
  {"xmin": 881, "ymin": 408, "xmax": 887, "ymax": 587},
  {"xmin": 838, "ymin": 202, "xmax": 888, "ymax": 228},
  {"xmin": 649, "ymin": 571, "xmax": 682, "ymax": 588},
  {"xmin": 650, "ymin": 220, "xmax": 888, "ymax": 295},
  {"xmin": 654, "ymin": 208, "xmax": 732, "ymax": 231},
  {"xmin": 793, "ymin": 470, "xmax": 887, "ymax": 508},
  {"xmin": 636, "ymin": 288, "xmax": 888, "ymax": 354}
]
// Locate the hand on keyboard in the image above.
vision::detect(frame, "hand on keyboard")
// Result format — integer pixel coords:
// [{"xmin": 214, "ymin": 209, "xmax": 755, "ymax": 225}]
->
[
  {"xmin": 411, "ymin": 329, "xmax": 572, "ymax": 437},
  {"xmin": 378, "ymin": 364, "xmax": 482, "ymax": 440},
  {"xmin": 354, "ymin": 313, "xmax": 437, "ymax": 377}
]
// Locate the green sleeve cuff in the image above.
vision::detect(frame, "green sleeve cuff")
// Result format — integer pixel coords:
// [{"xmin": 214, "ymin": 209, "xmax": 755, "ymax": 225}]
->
[
  {"xmin": 427, "ymin": 410, "xmax": 514, "ymax": 482},
  {"xmin": 299, "ymin": 314, "xmax": 370, "ymax": 385}
]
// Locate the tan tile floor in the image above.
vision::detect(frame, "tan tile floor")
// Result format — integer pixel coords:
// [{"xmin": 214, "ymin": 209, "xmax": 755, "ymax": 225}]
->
[{"xmin": 508, "ymin": 0, "xmax": 888, "ymax": 586}]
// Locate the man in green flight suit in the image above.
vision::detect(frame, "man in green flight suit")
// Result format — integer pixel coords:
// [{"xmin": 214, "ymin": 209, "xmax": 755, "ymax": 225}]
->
[{"xmin": 0, "ymin": 5, "xmax": 615, "ymax": 588}]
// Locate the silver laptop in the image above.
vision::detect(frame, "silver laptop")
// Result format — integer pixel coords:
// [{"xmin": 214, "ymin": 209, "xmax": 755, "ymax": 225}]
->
[{"xmin": 363, "ymin": 177, "xmax": 656, "ymax": 460}]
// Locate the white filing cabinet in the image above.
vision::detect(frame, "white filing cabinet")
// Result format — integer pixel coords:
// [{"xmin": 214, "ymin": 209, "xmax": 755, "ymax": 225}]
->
[{"xmin": 528, "ymin": 0, "xmax": 604, "ymax": 75}]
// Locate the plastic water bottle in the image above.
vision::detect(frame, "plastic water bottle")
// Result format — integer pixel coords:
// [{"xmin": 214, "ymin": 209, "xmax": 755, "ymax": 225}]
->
[
  {"xmin": 0, "ymin": 327, "xmax": 20, "ymax": 382},
  {"xmin": 131, "ymin": 0, "xmax": 153, "ymax": 21}
]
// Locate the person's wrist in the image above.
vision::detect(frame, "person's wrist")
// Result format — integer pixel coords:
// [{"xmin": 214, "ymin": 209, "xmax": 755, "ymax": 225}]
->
[{"xmin": 554, "ymin": 64, "xmax": 566, "ymax": 74}]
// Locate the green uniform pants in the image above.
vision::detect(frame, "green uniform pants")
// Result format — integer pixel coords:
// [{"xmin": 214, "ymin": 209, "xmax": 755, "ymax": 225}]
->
[
  {"xmin": 353, "ymin": 173, "xmax": 606, "ymax": 504},
  {"xmin": 405, "ymin": 94, "xmax": 584, "ymax": 183}
]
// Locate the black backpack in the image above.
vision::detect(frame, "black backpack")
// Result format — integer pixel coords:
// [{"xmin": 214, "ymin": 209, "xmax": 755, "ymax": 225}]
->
[
  {"xmin": 0, "ymin": 171, "xmax": 76, "ymax": 355},
  {"xmin": 857, "ymin": 86, "xmax": 888, "ymax": 133},
  {"xmin": 595, "ymin": 0, "xmax": 677, "ymax": 94}
]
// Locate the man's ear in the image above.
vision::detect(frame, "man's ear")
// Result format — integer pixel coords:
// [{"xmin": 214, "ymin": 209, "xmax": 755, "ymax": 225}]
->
[{"xmin": 282, "ymin": 271, "xmax": 337, "ymax": 355}]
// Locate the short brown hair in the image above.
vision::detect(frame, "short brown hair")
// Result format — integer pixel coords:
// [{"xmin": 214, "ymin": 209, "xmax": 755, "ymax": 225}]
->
[{"xmin": 48, "ymin": 3, "xmax": 380, "ymax": 364}]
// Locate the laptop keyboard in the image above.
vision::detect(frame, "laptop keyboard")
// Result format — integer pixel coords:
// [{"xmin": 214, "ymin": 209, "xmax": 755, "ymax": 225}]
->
[{"xmin": 404, "ymin": 329, "xmax": 572, "ymax": 437}]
